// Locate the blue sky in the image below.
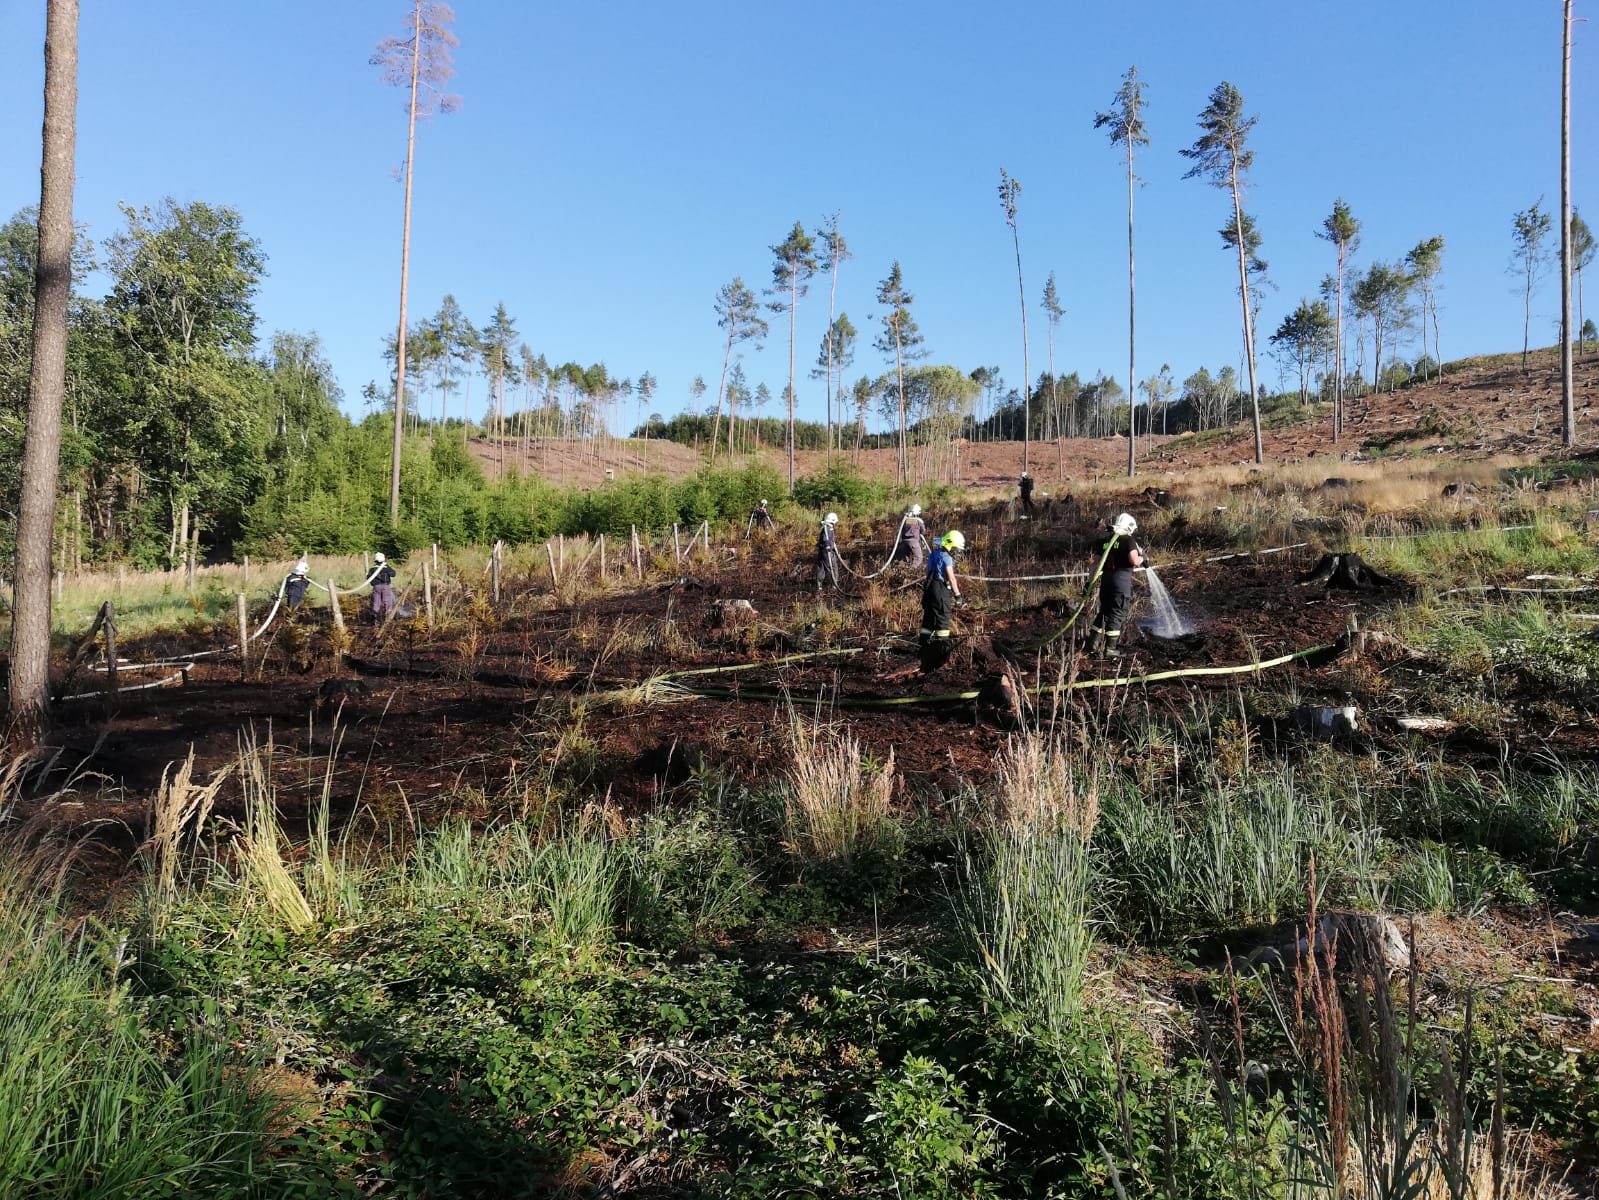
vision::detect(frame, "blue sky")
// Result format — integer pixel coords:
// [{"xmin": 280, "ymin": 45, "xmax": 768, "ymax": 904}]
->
[{"xmin": 1, "ymin": 1, "xmax": 1590, "ymax": 428}]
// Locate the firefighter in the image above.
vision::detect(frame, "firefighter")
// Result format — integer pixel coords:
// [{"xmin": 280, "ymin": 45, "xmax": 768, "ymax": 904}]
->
[
  {"xmin": 285, "ymin": 559, "xmax": 311, "ymax": 610},
  {"xmin": 1018, "ymin": 471, "xmax": 1035, "ymax": 516},
  {"xmin": 919, "ymin": 530, "xmax": 965, "ymax": 671},
  {"xmin": 369, "ymin": 552, "xmax": 397, "ymax": 619},
  {"xmin": 814, "ymin": 512, "xmax": 842, "ymax": 593},
  {"xmin": 1087, "ymin": 513, "xmax": 1144, "ymax": 657},
  {"xmin": 748, "ymin": 498, "xmax": 776, "ymax": 536},
  {"xmin": 901, "ymin": 503, "xmax": 928, "ymax": 567}
]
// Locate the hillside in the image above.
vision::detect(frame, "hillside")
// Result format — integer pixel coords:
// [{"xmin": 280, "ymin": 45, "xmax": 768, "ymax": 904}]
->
[{"xmin": 465, "ymin": 349, "xmax": 1598, "ymax": 496}]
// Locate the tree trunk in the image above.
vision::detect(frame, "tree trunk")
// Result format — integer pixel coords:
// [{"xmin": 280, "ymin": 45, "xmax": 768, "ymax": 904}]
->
[
  {"xmin": 710, "ymin": 332, "xmax": 732, "ymax": 463},
  {"xmin": 786, "ymin": 276, "xmax": 797, "ymax": 491},
  {"xmin": 1231, "ymin": 169, "xmax": 1264, "ymax": 463},
  {"xmin": 7, "ymin": 0, "xmax": 78, "ymax": 746},
  {"xmin": 1010, "ymin": 223, "xmax": 1030, "ymax": 475},
  {"xmin": 389, "ymin": 0, "xmax": 422, "ymax": 523},
  {"xmin": 895, "ymin": 336, "xmax": 907, "ymax": 484},
  {"xmin": 1560, "ymin": 0, "xmax": 1576, "ymax": 444},
  {"xmin": 1125, "ymin": 143, "xmax": 1137, "ymax": 478},
  {"xmin": 1334, "ymin": 249, "xmax": 1345, "ymax": 444}
]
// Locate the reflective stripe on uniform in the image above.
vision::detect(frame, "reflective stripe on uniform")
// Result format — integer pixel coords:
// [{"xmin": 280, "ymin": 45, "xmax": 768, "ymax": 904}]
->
[{"xmin": 918, "ymin": 627, "xmax": 951, "ymax": 638}]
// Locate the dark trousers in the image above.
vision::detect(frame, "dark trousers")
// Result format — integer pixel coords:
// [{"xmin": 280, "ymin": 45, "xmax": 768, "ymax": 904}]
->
[
  {"xmin": 286, "ymin": 579, "xmax": 308, "ymax": 610},
  {"xmin": 1092, "ymin": 572, "xmax": 1133, "ymax": 642},
  {"xmin": 370, "ymin": 583, "xmax": 396, "ymax": 618},
  {"xmin": 815, "ymin": 553, "xmax": 840, "ymax": 590}
]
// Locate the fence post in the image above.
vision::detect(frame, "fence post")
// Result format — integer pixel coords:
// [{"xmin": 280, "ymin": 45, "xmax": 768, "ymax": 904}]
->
[
  {"xmin": 673, "ymin": 524, "xmax": 681, "ymax": 564},
  {"xmin": 491, "ymin": 540, "xmax": 502, "ymax": 604},
  {"xmin": 422, "ymin": 561, "xmax": 434, "ymax": 628},
  {"xmin": 558, "ymin": 533, "xmax": 565, "ymax": 571},
  {"xmin": 545, "ymin": 541, "xmax": 560, "ymax": 590},
  {"xmin": 328, "ymin": 581, "xmax": 344, "ymax": 631},
  {"xmin": 103, "ymin": 601, "xmax": 118, "ymax": 698},
  {"xmin": 432, "ymin": 542, "xmax": 439, "ymax": 572},
  {"xmin": 599, "ymin": 533, "xmax": 606, "ymax": 577},
  {"xmin": 701, "ymin": 520, "xmax": 709, "ymax": 560},
  {"xmin": 236, "ymin": 593, "xmax": 250, "ymax": 681},
  {"xmin": 632, "ymin": 525, "xmax": 642, "ymax": 579},
  {"xmin": 242, "ymin": 554, "xmax": 249, "ymax": 589},
  {"xmin": 363, "ymin": 551, "xmax": 370, "ymax": 576}
]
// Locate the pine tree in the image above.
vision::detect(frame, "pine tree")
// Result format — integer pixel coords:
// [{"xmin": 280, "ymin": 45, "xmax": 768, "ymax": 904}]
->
[
  {"xmin": 1511, "ymin": 201, "xmax": 1553, "ymax": 372},
  {"xmin": 710, "ymin": 277, "xmax": 766, "ymax": 463},
  {"xmin": 875, "ymin": 262, "xmax": 923, "ymax": 483},
  {"xmin": 1094, "ymin": 66, "xmax": 1149, "ymax": 477},
  {"xmin": 371, "ymin": 0, "xmax": 459, "ymax": 522},
  {"xmin": 997, "ymin": 170, "xmax": 1031, "ymax": 472},
  {"xmin": 1182, "ymin": 82, "xmax": 1265, "ymax": 463},
  {"xmin": 768, "ymin": 222, "xmax": 817, "ymax": 490},
  {"xmin": 1317, "ymin": 199, "xmax": 1360, "ymax": 442}
]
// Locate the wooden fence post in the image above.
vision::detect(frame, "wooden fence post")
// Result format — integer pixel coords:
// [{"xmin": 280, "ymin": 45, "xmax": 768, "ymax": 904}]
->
[
  {"xmin": 236, "ymin": 593, "xmax": 250, "ymax": 681},
  {"xmin": 491, "ymin": 540, "xmax": 502, "ymax": 604},
  {"xmin": 432, "ymin": 542, "xmax": 439, "ymax": 572},
  {"xmin": 558, "ymin": 533, "xmax": 565, "ymax": 572},
  {"xmin": 328, "ymin": 581, "xmax": 344, "ymax": 631},
  {"xmin": 545, "ymin": 541, "xmax": 560, "ymax": 590},
  {"xmin": 103, "ymin": 602, "xmax": 118, "ymax": 697},
  {"xmin": 632, "ymin": 525, "xmax": 642, "ymax": 579},
  {"xmin": 673, "ymin": 524, "xmax": 681, "ymax": 563},
  {"xmin": 422, "ymin": 561, "xmax": 434, "ymax": 628},
  {"xmin": 242, "ymin": 554, "xmax": 249, "ymax": 589},
  {"xmin": 599, "ymin": 533, "xmax": 606, "ymax": 577}
]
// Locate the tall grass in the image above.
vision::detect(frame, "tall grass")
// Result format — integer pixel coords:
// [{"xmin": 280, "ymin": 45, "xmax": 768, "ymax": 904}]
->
[
  {"xmin": 952, "ymin": 733, "xmax": 1097, "ymax": 1038},
  {"xmin": 0, "ymin": 870, "xmax": 284, "ymax": 1198},
  {"xmin": 783, "ymin": 718, "xmax": 898, "ymax": 865}
]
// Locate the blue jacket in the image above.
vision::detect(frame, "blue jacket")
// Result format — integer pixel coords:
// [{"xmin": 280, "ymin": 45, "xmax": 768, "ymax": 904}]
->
[{"xmin": 926, "ymin": 546, "xmax": 953, "ymax": 587}]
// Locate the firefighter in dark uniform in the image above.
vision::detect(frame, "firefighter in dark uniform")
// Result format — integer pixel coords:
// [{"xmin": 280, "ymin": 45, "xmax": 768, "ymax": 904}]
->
[
  {"xmin": 1018, "ymin": 471, "xmax": 1035, "ymax": 516},
  {"xmin": 285, "ymin": 559, "xmax": 311, "ymax": 610},
  {"xmin": 919, "ymin": 530, "xmax": 965, "ymax": 671},
  {"xmin": 815, "ymin": 512, "xmax": 842, "ymax": 593},
  {"xmin": 1087, "ymin": 513, "xmax": 1144, "ymax": 657}
]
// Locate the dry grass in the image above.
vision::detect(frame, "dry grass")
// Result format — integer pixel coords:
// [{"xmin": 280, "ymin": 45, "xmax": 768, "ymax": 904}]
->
[
  {"xmin": 783, "ymin": 718, "xmax": 896, "ymax": 863},
  {"xmin": 992, "ymin": 732, "xmax": 1099, "ymax": 837}
]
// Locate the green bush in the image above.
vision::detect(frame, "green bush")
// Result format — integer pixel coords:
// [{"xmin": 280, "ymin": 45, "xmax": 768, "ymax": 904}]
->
[{"xmin": 792, "ymin": 460, "xmax": 883, "ymax": 511}]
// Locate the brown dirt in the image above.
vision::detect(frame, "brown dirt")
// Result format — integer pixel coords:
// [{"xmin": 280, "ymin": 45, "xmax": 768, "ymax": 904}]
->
[{"xmin": 464, "ymin": 350, "xmax": 1599, "ymax": 493}]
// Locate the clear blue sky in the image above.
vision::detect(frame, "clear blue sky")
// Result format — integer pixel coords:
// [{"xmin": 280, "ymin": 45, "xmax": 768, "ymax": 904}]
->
[{"xmin": 1, "ymin": 1, "xmax": 1591, "ymax": 428}]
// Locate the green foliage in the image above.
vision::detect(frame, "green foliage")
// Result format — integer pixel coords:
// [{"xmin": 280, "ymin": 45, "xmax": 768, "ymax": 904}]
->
[{"xmin": 792, "ymin": 459, "xmax": 883, "ymax": 510}]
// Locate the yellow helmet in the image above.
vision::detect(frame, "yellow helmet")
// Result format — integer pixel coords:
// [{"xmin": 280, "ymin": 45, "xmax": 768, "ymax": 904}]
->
[{"xmin": 940, "ymin": 530, "xmax": 966, "ymax": 552}]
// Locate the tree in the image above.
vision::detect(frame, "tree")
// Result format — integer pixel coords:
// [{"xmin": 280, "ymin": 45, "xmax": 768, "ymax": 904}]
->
[
  {"xmin": 768, "ymin": 221, "xmax": 817, "ymax": 490},
  {"xmin": 875, "ymin": 262, "xmax": 923, "ymax": 483},
  {"xmin": 812, "ymin": 312, "xmax": 856, "ymax": 445},
  {"xmin": 478, "ymin": 303, "xmax": 519, "ymax": 474},
  {"xmin": 1040, "ymin": 271, "xmax": 1066, "ymax": 472},
  {"xmin": 1350, "ymin": 263, "xmax": 1412, "ymax": 393},
  {"xmin": 1270, "ymin": 299, "xmax": 1335, "ymax": 406},
  {"xmin": 1573, "ymin": 211, "xmax": 1595, "ymax": 359},
  {"xmin": 997, "ymin": 169, "xmax": 1031, "ymax": 472},
  {"xmin": 1405, "ymin": 236, "xmax": 1445, "ymax": 379},
  {"xmin": 1182, "ymin": 81, "xmax": 1265, "ymax": 463},
  {"xmin": 7, "ymin": 0, "xmax": 77, "ymax": 744},
  {"xmin": 1560, "ymin": 0, "xmax": 1575, "ymax": 443},
  {"xmin": 816, "ymin": 214, "xmax": 851, "ymax": 458},
  {"xmin": 1317, "ymin": 199, "xmax": 1360, "ymax": 443},
  {"xmin": 1094, "ymin": 66, "xmax": 1149, "ymax": 477},
  {"xmin": 709, "ymin": 277, "xmax": 765, "ymax": 463},
  {"xmin": 1511, "ymin": 200, "xmax": 1553, "ymax": 372},
  {"xmin": 371, "ymin": 0, "xmax": 460, "ymax": 523}
]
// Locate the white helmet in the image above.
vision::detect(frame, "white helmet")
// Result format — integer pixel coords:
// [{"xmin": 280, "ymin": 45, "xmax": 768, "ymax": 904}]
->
[
  {"xmin": 825, "ymin": 512, "xmax": 839, "ymax": 525},
  {"xmin": 293, "ymin": 560, "xmax": 309, "ymax": 576},
  {"xmin": 909, "ymin": 504, "xmax": 922, "ymax": 517},
  {"xmin": 1112, "ymin": 513, "xmax": 1138, "ymax": 537},
  {"xmin": 374, "ymin": 552, "xmax": 386, "ymax": 564},
  {"xmin": 941, "ymin": 530, "xmax": 966, "ymax": 552},
  {"xmin": 759, "ymin": 498, "xmax": 768, "ymax": 506}
]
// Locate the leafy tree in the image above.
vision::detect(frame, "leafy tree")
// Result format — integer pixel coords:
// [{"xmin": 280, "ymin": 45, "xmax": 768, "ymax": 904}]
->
[
  {"xmin": 8, "ymin": 0, "xmax": 77, "ymax": 744},
  {"xmin": 1094, "ymin": 66, "xmax": 1149, "ymax": 477},
  {"xmin": 1182, "ymin": 81, "xmax": 1265, "ymax": 463},
  {"xmin": 767, "ymin": 221, "xmax": 818, "ymax": 489},
  {"xmin": 1317, "ymin": 199, "xmax": 1360, "ymax": 443},
  {"xmin": 1511, "ymin": 200, "xmax": 1553, "ymax": 372},
  {"xmin": 815, "ymin": 214, "xmax": 851, "ymax": 457},
  {"xmin": 997, "ymin": 169, "xmax": 1032, "ymax": 473},
  {"xmin": 371, "ymin": 0, "xmax": 460, "ymax": 521},
  {"xmin": 710, "ymin": 276, "xmax": 766, "ymax": 463},
  {"xmin": 812, "ymin": 312, "xmax": 857, "ymax": 452},
  {"xmin": 875, "ymin": 262, "xmax": 923, "ymax": 483},
  {"xmin": 1405, "ymin": 236, "xmax": 1445, "ymax": 379},
  {"xmin": 427, "ymin": 294, "xmax": 475, "ymax": 437},
  {"xmin": 1350, "ymin": 263, "xmax": 1413, "ymax": 394},
  {"xmin": 1270, "ymin": 299, "xmax": 1335, "ymax": 405},
  {"xmin": 1572, "ymin": 210, "xmax": 1594, "ymax": 360}
]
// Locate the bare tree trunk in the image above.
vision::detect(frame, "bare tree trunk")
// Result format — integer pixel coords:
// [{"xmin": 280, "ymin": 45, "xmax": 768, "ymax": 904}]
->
[
  {"xmin": 709, "ymin": 332, "xmax": 732, "ymax": 463},
  {"xmin": 1560, "ymin": 0, "xmax": 1576, "ymax": 444},
  {"xmin": 1009, "ymin": 221, "xmax": 1031, "ymax": 475},
  {"xmin": 388, "ymin": 0, "xmax": 422, "ymax": 523},
  {"xmin": 1125, "ymin": 142, "xmax": 1137, "ymax": 477},
  {"xmin": 786, "ymin": 277, "xmax": 797, "ymax": 491},
  {"xmin": 7, "ymin": 0, "xmax": 77, "ymax": 745},
  {"xmin": 1231, "ymin": 170, "xmax": 1264, "ymax": 463}
]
